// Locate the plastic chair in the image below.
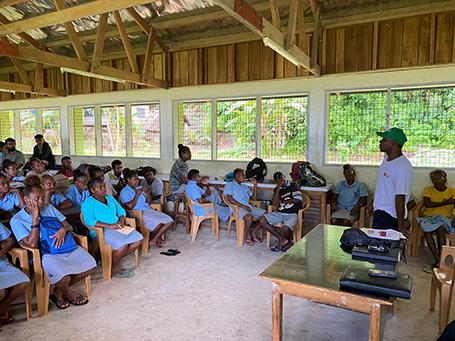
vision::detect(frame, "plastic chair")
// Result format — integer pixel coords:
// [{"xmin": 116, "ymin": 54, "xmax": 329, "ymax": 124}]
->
[
  {"xmin": 410, "ymin": 201, "xmax": 426, "ymax": 256},
  {"xmin": 266, "ymin": 191, "xmax": 311, "ymax": 248},
  {"xmin": 127, "ymin": 203, "xmax": 167, "ymax": 254},
  {"xmin": 18, "ymin": 232, "xmax": 91, "ymax": 317},
  {"xmin": 185, "ymin": 194, "xmax": 219, "ymax": 242},
  {"xmin": 430, "ymin": 245, "xmax": 455, "ymax": 334},
  {"xmin": 80, "ymin": 214, "xmax": 140, "ymax": 281},
  {"xmin": 326, "ymin": 204, "xmax": 367, "ymax": 228},
  {"xmin": 222, "ymin": 194, "xmax": 262, "ymax": 247},
  {"xmin": 8, "ymin": 248, "xmax": 33, "ymax": 320}
]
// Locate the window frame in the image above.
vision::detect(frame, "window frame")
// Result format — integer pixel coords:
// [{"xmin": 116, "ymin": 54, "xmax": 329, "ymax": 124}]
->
[{"xmin": 324, "ymin": 83, "xmax": 455, "ymax": 169}]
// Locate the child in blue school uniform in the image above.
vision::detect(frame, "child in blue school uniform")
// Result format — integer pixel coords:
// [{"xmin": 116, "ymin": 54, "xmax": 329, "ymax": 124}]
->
[
  {"xmin": 3, "ymin": 160, "xmax": 25, "ymax": 185},
  {"xmin": 0, "ymin": 222, "xmax": 30, "ymax": 326},
  {"xmin": 65, "ymin": 170, "xmax": 90, "ymax": 208},
  {"xmin": 0, "ymin": 175, "xmax": 24, "ymax": 217},
  {"xmin": 81, "ymin": 177, "xmax": 143, "ymax": 278},
  {"xmin": 42, "ymin": 175, "xmax": 72, "ymax": 210},
  {"xmin": 224, "ymin": 168, "xmax": 266, "ymax": 245}
]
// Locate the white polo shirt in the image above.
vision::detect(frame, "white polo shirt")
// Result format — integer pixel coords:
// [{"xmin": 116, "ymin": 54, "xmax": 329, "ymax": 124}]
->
[{"xmin": 373, "ymin": 155, "xmax": 413, "ymax": 218}]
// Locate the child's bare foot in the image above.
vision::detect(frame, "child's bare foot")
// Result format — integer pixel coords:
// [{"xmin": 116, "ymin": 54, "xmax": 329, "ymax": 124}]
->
[{"xmin": 149, "ymin": 239, "xmax": 162, "ymax": 248}]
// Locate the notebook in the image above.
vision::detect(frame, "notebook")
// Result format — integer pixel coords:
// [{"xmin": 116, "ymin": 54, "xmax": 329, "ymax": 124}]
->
[
  {"xmin": 339, "ymin": 266, "xmax": 412, "ymax": 299},
  {"xmin": 116, "ymin": 225, "xmax": 136, "ymax": 235}
]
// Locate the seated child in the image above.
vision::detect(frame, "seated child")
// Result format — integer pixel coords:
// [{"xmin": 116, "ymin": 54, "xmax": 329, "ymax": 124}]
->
[
  {"xmin": 330, "ymin": 164, "xmax": 368, "ymax": 226},
  {"xmin": 11, "ymin": 186, "xmax": 96, "ymax": 309},
  {"xmin": 26, "ymin": 158, "xmax": 50, "ymax": 178},
  {"xmin": 0, "ymin": 222, "xmax": 30, "ymax": 326},
  {"xmin": 0, "ymin": 175, "xmax": 24, "ymax": 216},
  {"xmin": 107, "ymin": 160, "xmax": 126, "ymax": 194},
  {"xmin": 42, "ymin": 175, "xmax": 72, "ymax": 210},
  {"xmin": 259, "ymin": 172, "xmax": 302, "ymax": 251},
  {"xmin": 186, "ymin": 169, "xmax": 229, "ymax": 223},
  {"xmin": 120, "ymin": 170, "xmax": 173, "ymax": 248},
  {"xmin": 224, "ymin": 168, "xmax": 265, "ymax": 245},
  {"xmin": 56, "ymin": 156, "xmax": 73, "ymax": 178},
  {"xmin": 64, "ymin": 170, "xmax": 90, "ymax": 207},
  {"xmin": 3, "ymin": 160, "xmax": 25, "ymax": 186},
  {"xmin": 88, "ymin": 165, "xmax": 117, "ymax": 197},
  {"xmin": 81, "ymin": 177, "xmax": 143, "ymax": 278},
  {"xmin": 141, "ymin": 167, "xmax": 164, "ymax": 205},
  {"xmin": 417, "ymin": 170, "xmax": 455, "ymax": 270}
]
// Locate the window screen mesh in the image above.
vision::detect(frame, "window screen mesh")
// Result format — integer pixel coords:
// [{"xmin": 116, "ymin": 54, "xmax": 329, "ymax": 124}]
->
[
  {"xmin": 42, "ymin": 108, "xmax": 61, "ymax": 155},
  {"xmin": 0, "ymin": 111, "xmax": 14, "ymax": 141},
  {"xmin": 73, "ymin": 107, "xmax": 96, "ymax": 156},
  {"xmin": 177, "ymin": 101, "xmax": 211, "ymax": 160},
  {"xmin": 101, "ymin": 105, "xmax": 126, "ymax": 156},
  {"xmin": 217, "ymin": 99, "xmax": 256, "ymax": 161},
  {"xmin": 131, "ymin": 104, "xmax": 160, "ymax": 158},
  {"xmin": 260, "ymin": 96, "xmax": 308, "ymax": 162},
  {"xmin": 19, "ymin": 109, "xmax": 38, "ymax": 154}
]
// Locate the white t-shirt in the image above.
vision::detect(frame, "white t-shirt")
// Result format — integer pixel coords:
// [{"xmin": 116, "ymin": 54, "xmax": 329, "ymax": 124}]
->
[{"xmin": 373, "ymin": 155, "xmax": 413, "ymax": 218}]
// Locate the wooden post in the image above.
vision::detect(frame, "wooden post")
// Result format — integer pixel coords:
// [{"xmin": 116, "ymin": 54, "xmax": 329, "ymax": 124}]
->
[
  {"xmin": 368, "ymin": 304, "xmax": 381, "ymax": 341},
  {"xmin": 372, "ymin": 21, "xmax": 379, "ymax": 70}
]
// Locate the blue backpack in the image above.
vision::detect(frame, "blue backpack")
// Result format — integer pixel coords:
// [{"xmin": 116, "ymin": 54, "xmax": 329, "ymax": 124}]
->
[{"xmin": 39, "ymin": 216, "xmax": 78, "ymax": 255}]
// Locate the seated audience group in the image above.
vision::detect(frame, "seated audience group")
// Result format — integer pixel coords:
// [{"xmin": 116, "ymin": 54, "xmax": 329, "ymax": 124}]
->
[{"xmin": 0, "ymin": 135, "xmax": 453, "ymax": 328}]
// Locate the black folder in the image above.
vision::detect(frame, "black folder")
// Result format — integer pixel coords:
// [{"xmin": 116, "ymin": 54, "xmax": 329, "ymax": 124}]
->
[
  {"xmin": 352, "ymin": 245, "xmax": 400, "ymax": 263},
  {"xmin": 339, "ymin": 266, "xmax": 412, "ymax": 299}
]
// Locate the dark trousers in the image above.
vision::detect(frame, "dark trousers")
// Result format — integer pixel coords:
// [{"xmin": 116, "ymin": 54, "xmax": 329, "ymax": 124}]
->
[{"xmin": 372, "ymin": 210, "xmax": 398, "ymax": 230}]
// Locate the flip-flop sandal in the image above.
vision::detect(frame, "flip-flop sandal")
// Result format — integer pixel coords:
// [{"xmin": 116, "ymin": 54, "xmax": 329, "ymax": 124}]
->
[
  {"xmin": 270, "ymin": 246, "xmax": 282, "ymax": 252},
  {"xmin": 160, "ymin": 251, "xmax": 177, "ymax": 256},
  {"xmin": 245, "ymin": 239, "xmax": 254, "ymax": 246},
  {"xmin": 49, "ymin": 294, "xmax": 70, "ymax": 309},
  {"xmin": 113, "ymin": 269, "xmax": 135, "ymax": 278},
  {"xmin": 0, "ymin": 312, "xmax": 14, "ymax": 325},
  {"xmin": 281, "ymin": 241, "xmax": 294, "ymax": 252},
  {"xmin": 422, "ymin": 265, "xmax": 434, "ymax": 274},
  {"xmin": 168, "ymin": 249, "xmax": 180, "ymax": 255},
  {"xmin": 66, "ymin": 294, "xmax": 89, "ymax": 306}
]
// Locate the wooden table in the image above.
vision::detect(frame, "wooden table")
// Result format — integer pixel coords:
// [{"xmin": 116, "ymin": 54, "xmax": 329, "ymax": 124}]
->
[
  {"xmin": 259, "ymin": 224, "xmax": 393, "ymax": 341},
  {"xmin": 157, "ymin": 174, "xmax": 332, "ymax": 226}
]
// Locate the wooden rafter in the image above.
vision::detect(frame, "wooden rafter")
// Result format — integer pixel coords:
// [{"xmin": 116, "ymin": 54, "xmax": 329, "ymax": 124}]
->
[
  {"xmin": 142, "ymin": 27, "xmax": 155, "ymax": 83},
  {"xmin": 213, "ymin": 0, "xmax": 318, "ymax": 75},
  {"xmin": 53, "ymin": 0, "xmax": 87, "ymax": 61},
  {"xmin": 0, "ymin": 13, "xmax": 43, "ymax": 50},
  {"xmin": 0, "ymin": 0, "xmax": 155, "ymax": 37},
  {"xmin": 286, "ymin": 0, "xmax": 299, "ymax": 50},
  {"xmin": 10, "ymin": 58, "xmax": 31, "ymax": 85},
  {"xmin": 91, "ymin": 12, "xmax": 108, "ymax": 70},
  {"xmin": 0, "ymin": 0, "xmax": 26, "ymax": 7},
  {"xmin": 309, "ymin": 0, "xmax": 321, "ymax": 69},
  {"xmin": 125, "ymin": 7, "xmax": 168, "ymax": 53},
  {"xmin": 35, "ymin": 63, "xmax": 44, "ymax": 90},
  {"xmin": 113, "ymin": 11, "xmax": 139, "ymax": 74},
  {"xmin": 269, "ymin": 0, "xmax": 281, "ymax": 29},
  {"xmin": 0, "ymin": 39, "xmax": 167, "ymax": 88},
  {"xmin": 0, "ymin": 80, "xmax": 64, "ymax": 97},
  {"xmin": 297, "ymin": 0, "xmax": 305, "ymax": 49}
]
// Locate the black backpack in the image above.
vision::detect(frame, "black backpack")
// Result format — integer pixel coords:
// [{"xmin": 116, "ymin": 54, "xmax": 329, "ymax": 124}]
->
[
  {"xmin": 297, "ymin": 162, "xmax": 326, "ymax": 187},
  {"xmin": 340, "ymin": 228, "xmax": 402, "ymax": 253},
  {"xmin": 245, "ymin": 158, "xmax": 267, "ymax": 182}
]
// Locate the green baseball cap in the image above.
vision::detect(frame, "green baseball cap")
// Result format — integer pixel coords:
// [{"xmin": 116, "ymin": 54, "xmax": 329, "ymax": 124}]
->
[{"xmin": 376, "ymin": 127, "xmax": 407, "ymax": 146}]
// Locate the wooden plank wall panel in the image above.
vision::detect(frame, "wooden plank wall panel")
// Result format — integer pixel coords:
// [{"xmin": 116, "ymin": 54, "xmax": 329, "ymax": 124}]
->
[
  {"xmin": 235, "ymin": 42, "xmax": 249, "ymax": 82},
  {"xmin": 435, "ymin": 11, "xmax": 455, "ymax": 63}
]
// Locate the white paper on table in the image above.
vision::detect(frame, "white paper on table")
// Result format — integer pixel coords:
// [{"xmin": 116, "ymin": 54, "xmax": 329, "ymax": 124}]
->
[{"xmin": 360, "ymin": 228, "xmax": 406, "ymax": 240}]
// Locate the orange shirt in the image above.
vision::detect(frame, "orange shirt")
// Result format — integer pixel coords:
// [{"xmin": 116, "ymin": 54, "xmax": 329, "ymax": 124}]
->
[{"xmin": 422, "ymin": 186, "xmax": 455, "ymax": 217}]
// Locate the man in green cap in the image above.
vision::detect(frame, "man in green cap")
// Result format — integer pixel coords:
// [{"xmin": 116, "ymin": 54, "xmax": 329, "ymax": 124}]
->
[{"xmin": 369, "ymin": 127, "xmax": 413, "ymax": 237}]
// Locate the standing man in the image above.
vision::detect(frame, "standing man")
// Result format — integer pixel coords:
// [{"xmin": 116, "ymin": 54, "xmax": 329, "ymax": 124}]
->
[
  {"xmin": 32, "ymin": 134, "xmax": 55, "ymax": 169},
  {"xmin": 370, "ymin": 127, "xmax": 413, "ymax": 237},
  {"xmin": 4, "ymin": 138, "xmax": 25, "ymax": 170}
]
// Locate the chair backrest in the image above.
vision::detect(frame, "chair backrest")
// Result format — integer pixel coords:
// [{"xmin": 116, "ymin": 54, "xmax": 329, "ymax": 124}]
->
[
  {"xmin": 300, "ymin": 191, "xmax": 311, "ymax": 210},
  {"xmin": 439, "ymin": 246, "xmax": 455, "ymax": 274},
  {"xmin": 184, "ymin": 194, "xmax": 195, "ymax": 215}
]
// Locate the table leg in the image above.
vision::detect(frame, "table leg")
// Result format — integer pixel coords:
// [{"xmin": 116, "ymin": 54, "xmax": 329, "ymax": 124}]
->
[
  {"xmin": 272, "ymin": 283, "xmax": 283, "ymax": 341},
  {"xmin": 319, "ymin": 192, "xmax": 327, "ymax": 224},
  {"xmin": 368, "ymin": 304, "xmax": 381, "ymax": 341}
]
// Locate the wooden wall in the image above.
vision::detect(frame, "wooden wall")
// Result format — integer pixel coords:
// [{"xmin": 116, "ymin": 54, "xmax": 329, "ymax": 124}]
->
[{"xmin": 1, "ymin": 10, "xmax": 454, "ymax": 101}]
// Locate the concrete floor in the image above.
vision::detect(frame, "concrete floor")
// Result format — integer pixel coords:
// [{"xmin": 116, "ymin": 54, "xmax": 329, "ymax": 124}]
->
[{"xmin": 1, "ymin": 224, "xmax": 450, "ymax": 341}]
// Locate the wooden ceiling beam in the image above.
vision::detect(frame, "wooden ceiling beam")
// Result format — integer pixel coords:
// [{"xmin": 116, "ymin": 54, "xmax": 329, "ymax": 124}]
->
[
  {"xmin": 0, "ymin": 81, "xmax": 64, "ymax": 97},
  {"xmin": 113, "ymin": 11, "xmax": 139, "ymax": 74},
  {"xmin": 0, "ymin": 39, "xmax": 167, "ymax": 88},
  {"xmin": 0, "ymin": 13, "xmax": 43, "ymax": 50},
  {"xmin": 269, "ymin": 0, "xmax": 281, "ymax": 29},
  {"xmin": 53, "ymin": 0, "xmax": 88, "ymax": 61},
  {"xmin": 10, "ymin": 57, "xmax": 31, "ymax": 85},
  {"xmin": 0, "ymin": 0, "xmax": 27, "ymax": 7},
  {"xmin": 286, "ymin": 0, "xmax": 299, "ymax": 50},
  {"xmin": 125, "ymin": 7, "xmax": 168, "ymax": 53},
  {"xmin": 141, "ymin": 27, "xmax": 155, "ymax": 83},
  {"xmin": 0, "ymin": 0, "xmax": 155, "ymax": 37},
  {"xmin": 91, "ymin": 12, "xmax": 108, "ymax": 70}
]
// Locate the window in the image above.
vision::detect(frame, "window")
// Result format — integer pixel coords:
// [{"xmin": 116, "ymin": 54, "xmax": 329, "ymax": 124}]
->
[
  {"xmin": 327, "ymin": 91, "xmax": 387, "ymax": 165},
  {"xmin": 19, "ymin": 109, "xmax": 38, "ymax": 154},
  {"xmin": 73, "ymin": 107, "xmax": 96, "ymax": 156},
  {"xmin": 42, "ymin": 108, "xmax": 61, "ymax": 155},
  {"xmin": 0, "ymin": 111, "xmax": 14, "ymax": 140},
  {"xmin": 100, "ymin": 105, "xmax": 126, "ymax": 156},
  {"xmin": 131, "ymin": 104, "xmax": 160, "ymax": 158},
  {"xmin": 260, "ymin": 96, "xmax": 308, "ymax": 162},
  {"xmin": 391, "ymin": 87, "xmax": 455, "ymax": 168},
  {"xmin": 217, "ymin": 98, "xmax": 256, "ymax": 161},
  {"xmin": 327, "ymin": 86, "xmax": 455, "ymax": 168},
  {"xmin": 176, "ymin": 101, "xmax": 212, "ymax": 160}
]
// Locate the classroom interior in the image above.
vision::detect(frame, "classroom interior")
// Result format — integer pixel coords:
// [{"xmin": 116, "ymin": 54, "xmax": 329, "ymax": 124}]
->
[{"xmin": 0, "ymin": 0, "xmax": 455, "ymax": 340}]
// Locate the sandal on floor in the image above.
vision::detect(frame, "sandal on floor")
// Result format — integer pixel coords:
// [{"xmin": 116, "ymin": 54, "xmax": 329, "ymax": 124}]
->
[
  {"xmin": 113, "ymin": 268, "xmax": 135, "ymax": 278},
  {"xmin": 49, "ymin": 294, "xmax": 70, "ymax": 309},
  {"xmin": 245, "ymin": 239, "xmax": 254, "ymax": 246},
  {"xmin": 168, "ymin": 249, "xmax": 180, "ymax": 255},
  {"xmin": 422, "ymin": 264, "xmax": 437, "ymax": 274},
  {"xmin": 66, "ymin": 294, "xmax": 89, "ymax": 306},
  {"xmin": 0, "ymin": 312, "xmax": 14, "ymax": 325},
  {"xmin": 270, "ymin": 245, "xmax": 282, "ymax": 252},
  {"xmin": 160, "ymin": 251, "xmax": 177, "ymax": 256},
  {"xmin": 281, "ymin": 241, "xmax": 294, "ymax": 252}
]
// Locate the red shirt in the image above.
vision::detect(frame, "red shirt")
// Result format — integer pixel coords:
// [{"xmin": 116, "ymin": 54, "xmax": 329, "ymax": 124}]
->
[{"xmin": 57, "ymin": 168, "xmax": 73, "ymax": 177}]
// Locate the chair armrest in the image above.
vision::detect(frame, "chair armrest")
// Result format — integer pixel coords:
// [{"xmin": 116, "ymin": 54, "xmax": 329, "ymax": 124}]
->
[
  {"xmin": 8, "ymin": 247, "xmax": 30, "ymax": 275},
  {"xmin": 20, "ymin": 245, "xmax": 45, "ymax": 278},
  {"xmin": 125, "ymin": 217, "xmax": 136, "ymax": 228},
  {"xmin": 127, "ymin": 209, "xmax": 143, "ymax": 221},
  {"xmin": 250, "ymin": 200, "xmax": 262, "ymax": 208},
  {"xmin": 267, "ymin": 205, "xmax": 274, "ymax": 213},
  {"xmin": 150, "ymin": 203, "xmax": 162, "ymax": 212},
  {"xmin": 72, "ymin": 233, "xmax": 88, "ymax": 250}
]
